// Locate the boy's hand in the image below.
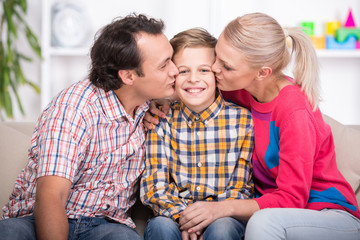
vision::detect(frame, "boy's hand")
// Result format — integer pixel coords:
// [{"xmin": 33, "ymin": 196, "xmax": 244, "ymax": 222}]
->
[{"xmin": 182, "ymin": 230, "xmax": 199, "ymax": 240}]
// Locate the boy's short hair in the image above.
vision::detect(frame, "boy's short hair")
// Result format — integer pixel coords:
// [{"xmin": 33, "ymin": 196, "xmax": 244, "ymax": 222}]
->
[{"xmin": 170, "ymin": 28, "xmax": 217, "ymax": 56}]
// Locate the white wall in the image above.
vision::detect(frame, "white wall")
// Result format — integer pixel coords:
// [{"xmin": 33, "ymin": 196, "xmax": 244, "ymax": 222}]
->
[{"xmin": 12, "ymin": 0, "xmax": 360, "ymax": 125}]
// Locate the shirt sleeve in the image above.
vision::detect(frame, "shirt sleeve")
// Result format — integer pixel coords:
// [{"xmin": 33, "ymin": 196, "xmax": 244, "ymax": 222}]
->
[
  {"xmin": 255, "ymin": 109, "xmax": 316, "ymax": 209},
  {"xmin": 218, "ymin": 110, "xmax": 254, "ymax": 201},
  {"xmin": 36, "ymin": 104, "xmax": 89, "ymax": 182},
  {"xmin": 140, "ymin": 118, "xmax": 187, "ymax": 221}
]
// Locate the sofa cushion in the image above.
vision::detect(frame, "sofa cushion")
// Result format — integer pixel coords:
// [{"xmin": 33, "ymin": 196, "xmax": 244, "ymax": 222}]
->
[
  {"xmin": 0, "ymin": 124, "xmax": 32, "ymax": 208},
  {"xmin": 323, "ymin": 114, "xmax": 360, "ymax": 205}
]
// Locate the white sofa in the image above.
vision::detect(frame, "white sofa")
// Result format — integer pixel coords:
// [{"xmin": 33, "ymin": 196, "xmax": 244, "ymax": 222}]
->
[{"xmin": 1, "ymin": 114, "xmax": 359, "ymax": 235}]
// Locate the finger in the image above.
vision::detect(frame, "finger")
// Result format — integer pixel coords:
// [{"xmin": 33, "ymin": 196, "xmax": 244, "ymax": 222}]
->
[
  {"xmin": 143, "ymin": 120, "xmax": 153, "ymax": 130},
  {"xmin": 180, "ymin": 213, "xmax": 206, "ymax": 231},
  {"xmin": 144, "ymin": 112, "xmax": 160, "ymax": 125},
  {"xmin": 188, "ymin": 219, "xmax": 210, "ymax": 234},
  {"xmin": 190, "ymin": 232, "xmax": 197, "ymax": 240},
  {"xmin": 160, "ymin": 102, "xmax": 171, "ymax": 115},
  {"xmin": 179, "ymin": 205, "xmax": 203, "ymax": 227},
  {"xmin": 149, "ymin": 103, "xmax": 167, "ymax": 119},
  {"xmin": 182, "ymin": 230, "xmax": 190, "ymax": 240}
]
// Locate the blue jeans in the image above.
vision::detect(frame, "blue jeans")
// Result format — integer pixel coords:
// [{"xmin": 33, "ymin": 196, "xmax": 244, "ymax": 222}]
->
[
  {"xmin": 0, "ymin": 215, "xmax": 143, "ymax": 240},
  {"xmin": 144, "ymin": 216, "xmax": 245, "ymax": 240},
  {"xmin": 245, "ymin": 208, "xmax": 360, "ymax": 240}
]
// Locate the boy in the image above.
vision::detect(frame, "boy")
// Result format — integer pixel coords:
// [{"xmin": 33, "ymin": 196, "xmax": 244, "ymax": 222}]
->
[{"xmin": 140, "ymin": 28, "xmax": 254, "ymax": 240}]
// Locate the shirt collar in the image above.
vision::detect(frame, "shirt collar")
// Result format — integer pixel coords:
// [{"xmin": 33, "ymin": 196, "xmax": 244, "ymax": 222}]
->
[
  {"xmin": 180, "ymin": 90, "xmax": 224, "ymax": 127},
  {"xmin": 97, "ymin": 87, "xmax": 149, "ymax": 121}
]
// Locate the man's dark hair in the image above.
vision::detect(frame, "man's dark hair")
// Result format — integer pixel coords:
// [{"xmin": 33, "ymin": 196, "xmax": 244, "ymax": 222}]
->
[{"xmin": 89, "ymin": 14, "xmax": 165, "ymax": 91}]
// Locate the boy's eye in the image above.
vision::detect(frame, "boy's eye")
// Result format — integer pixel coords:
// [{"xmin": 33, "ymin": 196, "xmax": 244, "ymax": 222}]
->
[
  {"xmin": 179, "ymin": 70, "xmax": 188, "ymax": 74},
  {"xmin": 200, "ymin": 69, "xmax": 210, "ymax": 73}
]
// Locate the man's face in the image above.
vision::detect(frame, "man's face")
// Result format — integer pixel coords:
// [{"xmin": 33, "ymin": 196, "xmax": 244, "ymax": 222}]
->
[
  {"xmin": 133, "ymin": 33, "xmax": 178, "ymax": 101},
  {"xmin": 173, "ymin": 47, "xmax": 216, "ymax": 113}
]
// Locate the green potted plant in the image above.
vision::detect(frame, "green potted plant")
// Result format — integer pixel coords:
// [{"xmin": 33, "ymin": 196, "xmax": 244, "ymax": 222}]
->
[{"xmin": 0, "ymin": 0, "xmax": 41, "ymax": 119}]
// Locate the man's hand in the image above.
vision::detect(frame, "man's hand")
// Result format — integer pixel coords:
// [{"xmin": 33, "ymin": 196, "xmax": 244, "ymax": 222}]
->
[{"xmin": 179, "ymin": 201, "xmax": 224, "ymax": 235}]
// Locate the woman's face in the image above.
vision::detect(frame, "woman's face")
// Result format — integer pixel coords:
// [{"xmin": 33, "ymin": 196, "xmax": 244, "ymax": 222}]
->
[{"xmin": 212, "ymin": 34, "xmax": 258, "ymax": 91}]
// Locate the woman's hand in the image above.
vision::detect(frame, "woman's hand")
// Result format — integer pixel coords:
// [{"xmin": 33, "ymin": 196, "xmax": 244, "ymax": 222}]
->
[
  {"xmin": 179, "ymin": 201, "xmax": 224, "ymax": 234},
  {"xmin": 143, "ymin": 99, "xmax": 172, "ymax": 130}
]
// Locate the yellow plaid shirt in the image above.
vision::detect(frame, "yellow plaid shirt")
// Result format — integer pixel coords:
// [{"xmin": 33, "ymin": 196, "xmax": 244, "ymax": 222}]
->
[{"xmin": 140, "ymin": 93, "xmax": 254, "ymax": 221}]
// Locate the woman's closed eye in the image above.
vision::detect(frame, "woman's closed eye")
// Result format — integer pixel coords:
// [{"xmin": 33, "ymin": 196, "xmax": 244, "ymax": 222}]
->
[{"xmin": 223, "ymin": 64, "xmax": 232, "ymax": 71}]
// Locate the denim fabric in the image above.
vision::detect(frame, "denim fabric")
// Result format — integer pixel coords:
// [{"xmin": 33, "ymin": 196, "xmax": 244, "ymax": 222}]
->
[
  {"xmin": 0, "ymin": 215, "xmax": 36, "ymax": 240},
  {"xmin": 144, "ymin": 216, "xmax": 245, "ymax": 240},
  {"xmin": 245, "ymin": 208, "xmax": 360, "ymax": 240},
  {"xmin": 0, "ymin": 215, "xmax": 143, "ymax": 240}
]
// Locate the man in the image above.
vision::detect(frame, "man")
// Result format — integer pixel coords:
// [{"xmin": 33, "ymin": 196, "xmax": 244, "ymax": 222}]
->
[{"xmin": 0, "ymin": 14, "xmax": 178, "ymax": 240}]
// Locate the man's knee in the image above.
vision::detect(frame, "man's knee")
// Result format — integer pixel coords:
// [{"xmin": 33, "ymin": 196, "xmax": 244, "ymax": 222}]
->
[
  {"xmin": 0, "ymin": 216, "xmax": 36, "ymax": 240},
  {"xmin": 145, "ymin": 216, "xmax": 180, "ymax": 240}
]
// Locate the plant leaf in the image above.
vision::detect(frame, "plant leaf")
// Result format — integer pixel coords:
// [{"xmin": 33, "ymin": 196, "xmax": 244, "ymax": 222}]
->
[
  {"xmin": 3, "ymin": 2, "xmax": 18, "ymax": 38},
  {"xmin": 25, "ymin": 26, "xmax": 42, "ymax": 58},
  {"xmin": 10, "ymin": 78, "xmax": 24, "ymax": 115},
  {"xmin": 3, "ymin": 87, "xmax": 13, "ymax": 118}
]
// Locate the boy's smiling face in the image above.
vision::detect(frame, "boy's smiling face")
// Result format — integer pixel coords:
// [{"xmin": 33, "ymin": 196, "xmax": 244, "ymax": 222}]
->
[{"xmin": 173, "ymin": 47, "xmax": 216, "ymax": 113}]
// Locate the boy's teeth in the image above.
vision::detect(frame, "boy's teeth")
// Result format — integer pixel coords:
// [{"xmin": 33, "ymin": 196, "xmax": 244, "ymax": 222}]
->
[{"xmin": 188, "ymin": 89, "xmax": 201, "ymax": 93}]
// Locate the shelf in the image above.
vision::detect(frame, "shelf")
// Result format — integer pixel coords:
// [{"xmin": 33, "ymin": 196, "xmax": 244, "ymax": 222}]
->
[
  {"xmin": 48, "ymin": 47, "xmax": 90, "ymax": 56},
  {"xmin": 316, "ymin": 50, "xmax": 360, "ymax": 58}
]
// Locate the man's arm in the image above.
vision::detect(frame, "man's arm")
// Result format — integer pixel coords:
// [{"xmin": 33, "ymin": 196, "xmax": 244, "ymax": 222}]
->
[{"xmin": 34, "ymin": 175, "xmax": 72, "ymax": 240}]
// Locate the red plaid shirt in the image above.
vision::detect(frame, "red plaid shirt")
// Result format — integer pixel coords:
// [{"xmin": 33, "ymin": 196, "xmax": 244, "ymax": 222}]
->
[{"xmin": 2, "ymin": 79, "xmax": 148, "ymax": 228}]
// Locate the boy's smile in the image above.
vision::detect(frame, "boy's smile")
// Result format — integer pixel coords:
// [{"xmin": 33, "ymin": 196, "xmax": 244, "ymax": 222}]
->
[{"xmin": 173, "ymin": 47, "xmax": 216, "ymax": 113}]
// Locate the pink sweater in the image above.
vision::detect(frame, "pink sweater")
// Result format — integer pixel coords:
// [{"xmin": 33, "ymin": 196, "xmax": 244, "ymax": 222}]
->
[{"xmin": 222, "ymin": 85, "xmax": 360, "ymax": 219}]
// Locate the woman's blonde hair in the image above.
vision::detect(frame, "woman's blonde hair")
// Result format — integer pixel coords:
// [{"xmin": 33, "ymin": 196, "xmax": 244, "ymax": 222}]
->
[
  {"xmin": 223, "ymin": 12, "xmax": 320, "ymax": 110},
  {"xmin": 170, "ymin": 28, "xmax": 217, "ymax": 56}
]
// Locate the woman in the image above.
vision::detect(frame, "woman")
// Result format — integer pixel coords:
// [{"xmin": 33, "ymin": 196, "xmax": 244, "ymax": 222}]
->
[{"xmin": 145, "ymin": 12, "xmax": 360, "ymax": 239}]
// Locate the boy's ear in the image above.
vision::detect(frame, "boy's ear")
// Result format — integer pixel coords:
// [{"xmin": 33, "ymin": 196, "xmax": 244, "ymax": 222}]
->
[
  {"xmin": 256, "ymin": 66, "xmax": 272, "ymax": 80},
  {"xmin": 118, "ymin": 70, "xmax": 135, "ymax": 86}
]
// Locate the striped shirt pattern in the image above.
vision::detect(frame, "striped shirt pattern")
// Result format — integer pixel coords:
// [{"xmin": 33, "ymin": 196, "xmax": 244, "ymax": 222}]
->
[
  {"xmin": 141, "ymin": 93, "xmax": 254, "ymax": 221},
  {"xmin": 2, "ymin": 79, "xmax": 148, "ymax": 228}
]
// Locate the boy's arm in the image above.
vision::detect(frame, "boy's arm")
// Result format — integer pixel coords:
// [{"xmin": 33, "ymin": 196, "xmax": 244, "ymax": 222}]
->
[
  {"xmin": 34, "ymin": 175, "xmax": 71, "ymax": 240},
  {"xmin": 218, "ymin": 122, "xmax": 254, "ymax": 200},
  {"xmin": 140, "ymin": 125, "xmax": 188, "ymax": 221},
  {"xmin": 220, "ymin": 111, "xmax": 254, "ymax": 200}
]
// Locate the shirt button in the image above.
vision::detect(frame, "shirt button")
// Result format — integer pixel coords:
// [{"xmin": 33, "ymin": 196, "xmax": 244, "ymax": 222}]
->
[
  {"xmin": 197, "ymin": 132, "xmax": 201, "ymax": 136},
  {"xmin": 195, "ymin": 117, "xmax": 199, "ymax": 121},
  {"xmin": 196, "ymin": 186, "xmax": 201, "ymax": 191},
  {"xmin": 197, "ymin": 162, "xmax": 202, "ymax": 167}
]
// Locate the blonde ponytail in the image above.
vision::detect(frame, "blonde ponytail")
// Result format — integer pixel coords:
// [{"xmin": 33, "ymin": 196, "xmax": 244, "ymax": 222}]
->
[{"xmin": 286, "ymin": 27, "xmax": 320, "ymax": 110}]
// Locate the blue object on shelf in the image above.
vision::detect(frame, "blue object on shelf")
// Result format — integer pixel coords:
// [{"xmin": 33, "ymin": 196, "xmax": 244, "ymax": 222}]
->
[{"xmin": 326, "ymin": 35, "xmax": 356, "ymax": 50}]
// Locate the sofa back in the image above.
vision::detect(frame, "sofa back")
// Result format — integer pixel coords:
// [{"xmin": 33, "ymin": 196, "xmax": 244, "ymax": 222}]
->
[{"xmin": 1, "ymin": 115, "xmax": 359, "ymax": 212}]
